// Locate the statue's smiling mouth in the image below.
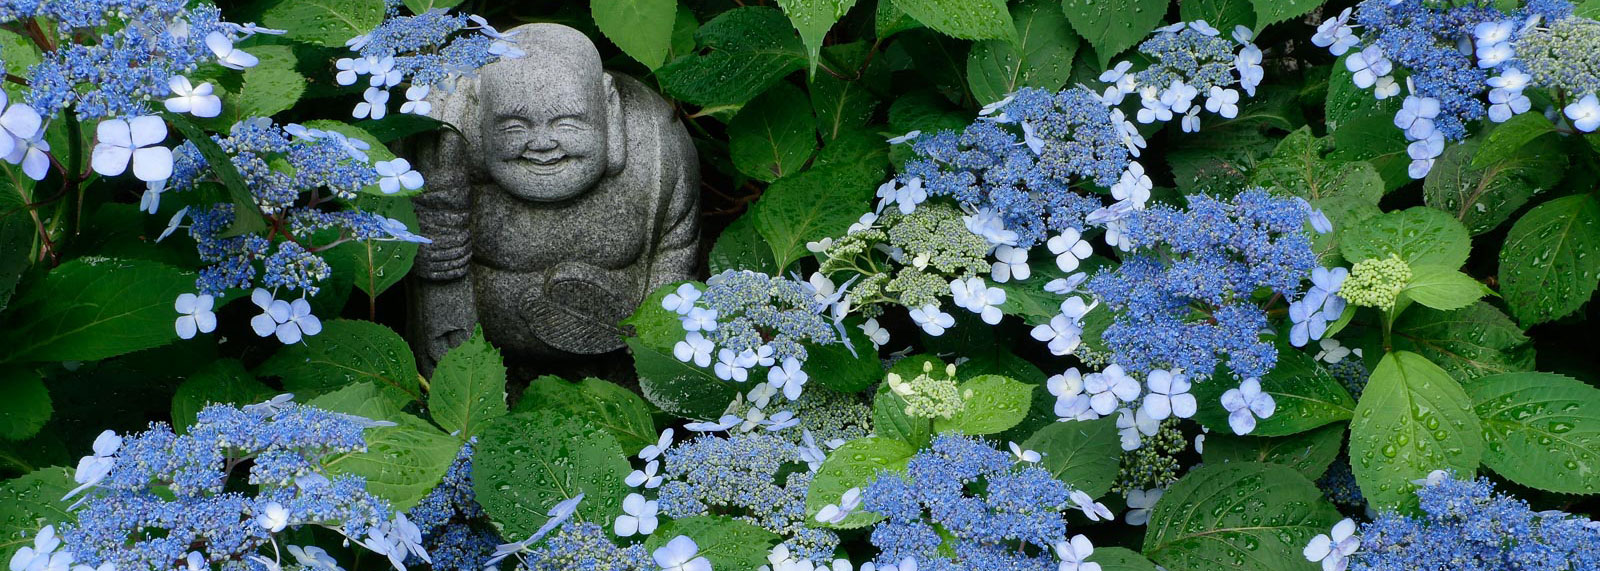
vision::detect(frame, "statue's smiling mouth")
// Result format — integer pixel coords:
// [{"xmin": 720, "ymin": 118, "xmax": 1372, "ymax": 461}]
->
[{"xmin": 516, "ymin": 152, "xmax": 569, "ymax": 173}]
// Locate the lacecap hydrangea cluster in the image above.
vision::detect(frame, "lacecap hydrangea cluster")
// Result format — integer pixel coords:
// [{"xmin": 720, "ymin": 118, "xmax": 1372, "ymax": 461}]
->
[
  {"xmin": 1305, "ymin": 473, "xmax": 1600, "ymax": 571},
  {"xmin": 1088, "ymin": 189, "xmax": 1318, "ymax": 380},
  {"xmin": 403, "ymin": 441, "xmax": 500, "ymax": 571},
  {"xmin": 335, "ymin": 0, "xmax": 525, "ymax": 120},
  {"xmin": 33, "ymin": 396, "xmax": 422, "ymax": 571},
  {"xmin": 666, "ymin": 270, "xmax": 841, "ymax": 403},
  {"xmin": 655, "ymin": 433, "xmax": 840, "ymax": 563},
  {"xmin": 1313, "ymin": 0, "xmax": 1591, "ymax": 178},
  {"xmin": 860, "ymin": 434, "xmax": 1088, "ymax": 570}
]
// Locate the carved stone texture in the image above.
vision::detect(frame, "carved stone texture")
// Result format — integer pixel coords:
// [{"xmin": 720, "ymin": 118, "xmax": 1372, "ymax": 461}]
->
[{"xmin": 409, "ymin": 23, "xmax": 699, "ymax": 372}]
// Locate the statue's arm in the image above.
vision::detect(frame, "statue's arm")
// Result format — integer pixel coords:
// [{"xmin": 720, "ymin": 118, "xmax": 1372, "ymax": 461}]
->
[
  {"xmin": 410, "ymin": 130, "xmax": 479, "ymax": 371},
  {"xmin": 648, "ymin": 126, "xmax": 701, "ymax": 289}
]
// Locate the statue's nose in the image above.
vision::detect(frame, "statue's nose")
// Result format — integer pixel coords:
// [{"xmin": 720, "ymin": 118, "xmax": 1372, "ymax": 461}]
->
[{"xmin": 525, "ymin": 135, "xmax": 559, "ymax": 152}]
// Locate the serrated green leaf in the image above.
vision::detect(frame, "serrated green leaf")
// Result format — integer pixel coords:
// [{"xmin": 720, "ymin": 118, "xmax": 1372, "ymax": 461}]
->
[
  {"xmin": 1349, "ymin": 351, "xmax": 1483, "ymax": 512},
  {"xmin": 515, "ymin": 376, "xmax": 657, "ymax": 455},
  {"xmin": 1144, "ymin": 462, "xmax": 1341, "ymax": 571},
  {"xmin": 262, "ymin": 0, "xmax": 388, "ymax": 48},
  {"xmin": 708, "ymin": 213, "xmax": 779, "ymax": 275},
  {"xmin": 310, "ymin": 384, "xmax": 456, "ymax": 511},
  {"xmin": 0, "ymin": 258, "xmax": 191, "ymax": 364},
  {"xmin": 256, "ymin": 319, "xmax": 423, "ymax": 408},
  {"xmin": 1423, "ymin": 137, "xmax": 1567, "ymax": 236},
  {"xmin": 891, "ymin": 0, "xmax": 1016, "ymax": 42},
  {"xmin": 1201, "ymin": 423, "xmax": 1344, "ymax": 480},
  {"xmin": 206, "ymin": 45, "xmax": 304, "ymax": 126},
  {"xmin": 752, "ymin": 152, "xmax": 884, "ymax": 272},
  {"xmin": 403, "ymin": 0, "xmax": 463, "ymax": 13},
  {"xmin": 1193, "ymin": 344, "xmax": 1355, "ymax": 437},
  {"xmin": 1179, "ymin": 0, "xmax": 1256, "ymax": 32},
  {"xmin": 1060, "ymin": 0, "xmax": 1167, "ymax": 67},
  {"xmin": 1467, "ymin": 372, "xmax": 1600, "ymax": 494},
  {"xmin": 1330, "ymin": 106, "xmax": 1411, "ymax": 190},
  {"xmin": 777, "ymin": 0, "xmax": 859, "ymax": 74},
  {"xmin": 622, "ymin": 281, "xmax": 705, "ymax": 351},
  {"xmin": 1251, "ymin": 127, "xmax": 1383, "ymax": 204},
  {"xmin": 1340, "ymin": 206, "xmax": 1472, "ymax": 269},
  {"xmin": 474, "ymin": 411, "xmax": 631, "ymax": 538},
  {"xmin": 1091, "ymin": 547, "xmax": 1162, "ymax": 571},
  {"xmin": 1249, "ymin": 0, "xmax": 1320, "ymax": 29},
  {"xmin": 0, "ymin": 467, "xmax": 75, "ymax": 560},
  {"xmin": 805, "ymin": 319, "xmax": 883, "ymax": 393},
  {"xmin": 934, "ymin": 374, "xmax": 1033, "ymax": 435},
  {"xmin": 876, "ymin": 0, "xmax": 923, "ymax": 38},
  {"xmin": 657, "ymin": 7, "xmax": 807, "ymax": 107},
  {"xmin": 1402, "ymin": 265, "xmax": 1490, "ymax": 311},
  {"xmin": 873, "ymin": 383, "xmax": 933, "ymax": 449},
  {"xmin": 0, "ymin": 366, "xmax": 49, "ymax": 441},
  {"xmin": 1325, "ymin": 58, "xmax": 1403, "ymax": 135},
  {"xmin": 728, "ymin": 83, "xmax": 818, "ymax": 182},
  {"xmin": 1022, "ymin": 416, "xmax": 1121, "ymax": 497},
  {"xmin": 965, "ymin": 0, "xmax": 1079, "ymax": 105},
  {"xmin": 1498, "ymin": 194, "xmax": 1600, "ymax": 326},
  {"xmin": 806, "ymin": 436, "xmax": 916, "ymax": 529},
  {"xmin": 1389, "ymin": 302, "xmax": 1533, "ymax": 382},
  {"xmin": 592, "ymin": 0, "xmax": 678, "ymax": 69},
  {"xmin": 329, "ymin": 194, "xmax": 418, "ymax": 297},
  {"xmin": 1471, "ymin": 111, "xmax": 1558, "ymax": 169},
  {"xmin": 643, "ymin": 516, "xmax": 781, "ymax": 569},
  {"xmin": 170, "ymin": 359, "xmax": 274, "ymax": 432},
  {"xmin": 428, "ymin": 326, "xmax": 507, "ymax": 440},
  {"xmin": 628, "ymin": 337, "xmax": 740, "ymax": 420}
]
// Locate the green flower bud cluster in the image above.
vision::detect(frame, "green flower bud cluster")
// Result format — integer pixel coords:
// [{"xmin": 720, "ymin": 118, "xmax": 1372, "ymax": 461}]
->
[
  {"xmin": 1340, "ymin": 255, "xmax": 1411, "ymax": 311},
  {"xmin": 740, "ymin": 388, "xmax": 873, "ymax": 446},
  {"xmin": 1114, "ymin": 418, "xmax": 1185, "ymax": 494},
  {"xmin": 820, "ymin": 203, "xmax": 990, "ymax": 311},
  {"xmin": 887, "ymin": 361, "xmax": 965, "ymax": 419},
  {"xmin": 1516, "ymin": 18, "xmax": 1600, "ymax": 98}
]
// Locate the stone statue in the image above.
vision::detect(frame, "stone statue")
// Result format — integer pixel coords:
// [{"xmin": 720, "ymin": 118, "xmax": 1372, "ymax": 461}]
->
[{"xmin": 409, "ymin": 23, "xmax": 699, "ymax": 371}]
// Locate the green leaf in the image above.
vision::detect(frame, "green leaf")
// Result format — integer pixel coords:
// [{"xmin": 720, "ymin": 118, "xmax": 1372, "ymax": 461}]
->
[
  {"xmin": 1389, "ymin": 302, "xmax": 1533, "ymax": 382},
  {"xmin": 1467, "ymin": 372, "xmax": 1600, "ymax": 494},
  {"xmin": 804, "ymin": 319, "xmax": 883, "ymax": 394},
  {"xmin": 1349, "ymin": 351, "xmax": 1483, "ymax": 512},
  {"xmin": 1498, "ymin": 194, "xmax": 1600, "ymax": 326},
  {"xmin": 965, "ymin": 0, "xmax": 1079, "ymax": 105},
  {"xmin": 1091, "ymin": 547, "xmax": 1162, "ymax": 571},
  {"xmin": 1179, "ymin": 0, "xmax": 1255, "ymax": 32},
  {"xmin": 1340, "ymin": 206, "xmax": 1472, "ymax": 269},
  {"xmin": 1401, "ymin": 265, "xmax": 1490, "ymax": 311},
  {"xmin": 256, "ymin": 319, "xmax": 423, "ymax": 408},
  {"xmin": 0, "ymin": 467, "xmax": 75, "ymax": 560},
  {"xmin": 474, "ymin": 410, "xmax": 631, "ymax": 538},
  {"xmin": 403, "ymin": 0, "xmax": 463, "ymax": 13},
  {"xmin": 728, "ymin": 83, "xmax": 818, "ymax": 182},
  {"xmin": 811, "ymin": 43, "xmax": 884, "ymax": 140},
  {"xmin": 933, "ymin": 374, "xmax": 1033, "ymax": 435},
  {"xmin": 262, "ymin": 0, "xmax": 388, "ymax": 48},
  {"xmin": 643, "ymin": 516, "xmax": 781, "ymax": 569},
  {"xmin": 428, "ymin": 326, "xmax": 508, "ymax": 440},
  {"xmin": 876, "ymin": 0, "xmax": 923, "ymax": 38},
  {"xmin": 1249, "ymin": 0, "xmax": 1320, "ymax": 29},
  {"xmin": 628, "ymin": 337, "xmax": 740, "ymax": 420},
  {"xmin": 515, "ymin": 376, "xmax": 656, "ymax": 455},
  {"xmin": 331, "ymin": 195, "xmax": 418, "ymax": 297},
  {"xmin": 312, "ymin": 384, "xmax": 459, "ymax": 511},
  {"xmin": 1471, "ymin": 111, "xmax": 1559, "ymax": 169},
  {"xmin": 1060, "ymin": 0, "xmax": 1168, "ymax": 67},
  {"xmin": 0, "ymin": 258, "xmax": 190, "ymax": 363},
  {"xmin": 592, "ymin": 0, "xmax": 678, "ymax": 69},
  {"xmin": 1330, "ymin": 108, "xmax": 1411, "ymax": 190},
  {"xmin": 873, "ymin": 383, "xmax": 933, "ymax": 449},
  {"xmin": 805, "ymin": 436, "xmax": 916, "ymax": 529},
  {"xmin": 1325, "ymin": 58, "xmax": 1403, "ymax": 136},
  {"xmin": 0, "ymin": 366, "xmax": 49, "ymax": 441},
  {"xmin": 708, "ymin": 213, "xmax": 779, "ymax": 275},
  {"xmin": 657, "ymin": 7, "xmax": 807, "ymax": 107},
  {"xmin": 752, "ymin": 152, "xmax": 885, "ymax": 272},
  {"xmin": 888, "ymin": 90, "xmax": 971, "ymax": 136},
  {"xmin": 1193, "ymin": 344, "xmax": 1355, "ymax": 437},
  {"xmin": 776, "ymin": 0, "xmax": 859, "ymax": 74},
  {"xmin": 622, "ymin": 281, "xmax": 705, "ymax": 351},
  {"xmin": 1201, "ymin": 423, "xmax": 1344, "ymax": 480},
  {"xmin": 1143, "ymin": 462, "xmax": 1341, "ymax": 571},
  {"xmin": 1250, "ymin": 127, "xmax": 1383, "ymax": 204},
  {"xmin": 890, "ymin": 0, "xmax": 1016, "ymax": 42},
  {"xmin": 1423, "ymin": 137, "xmax": 1566, "ymax": 235},
  {"xmin": 1022, "ymin": 416, "xmax": 1121, "ymax": 497},
  {"xmin": 207, "ymin": 45, "xmax": 305, "ymax": 126},
  {"xmin": 170, "ymin": 359, "xmax": 274, "ymax": 432},
  {"xmin": 164, "ymin": 113, "xmax": 268, "ymax": 235}
]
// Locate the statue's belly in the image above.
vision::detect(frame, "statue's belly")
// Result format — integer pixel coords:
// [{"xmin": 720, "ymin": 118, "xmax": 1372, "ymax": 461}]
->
[{"xmin": 470, "ymin": 193, "xmax": 649, "ymax": 271}]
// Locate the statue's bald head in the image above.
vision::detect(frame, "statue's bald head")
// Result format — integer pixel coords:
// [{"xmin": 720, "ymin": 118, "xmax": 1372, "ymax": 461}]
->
[{"xmin": 477, "ymin": 23, "xmax": 624, "ymax": 202}]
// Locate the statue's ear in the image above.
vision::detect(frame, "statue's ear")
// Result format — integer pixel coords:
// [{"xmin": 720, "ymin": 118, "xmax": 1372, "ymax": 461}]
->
[{"xmin": 603, "ymin": 73, "xmax": 627, "ymax": 176}]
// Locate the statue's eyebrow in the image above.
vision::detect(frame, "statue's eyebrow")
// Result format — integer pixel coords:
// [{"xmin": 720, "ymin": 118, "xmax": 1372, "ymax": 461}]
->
[{"xmin": 538, "ymin": 100, "xmax": 587, "ymax": 118}]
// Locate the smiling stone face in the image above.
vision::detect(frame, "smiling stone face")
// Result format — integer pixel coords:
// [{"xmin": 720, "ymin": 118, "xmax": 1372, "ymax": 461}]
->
[{"xmin": 479, "ymin": 39, "xmax": 613, "ymax": 202}]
